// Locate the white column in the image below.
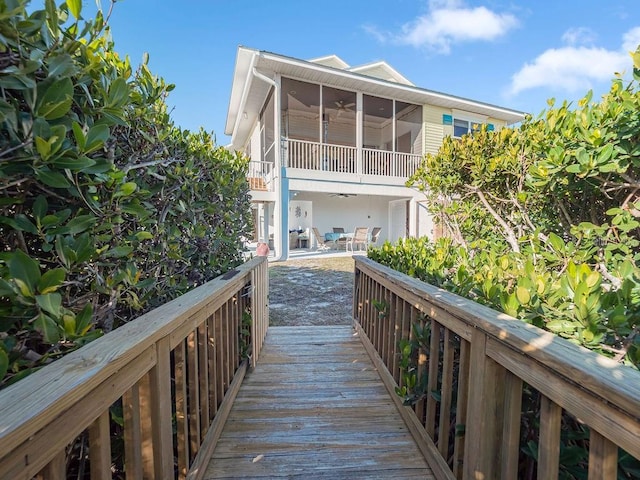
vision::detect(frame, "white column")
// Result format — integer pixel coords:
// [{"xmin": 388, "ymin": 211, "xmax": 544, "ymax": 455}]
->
[{"xmin": 356, "ymin": 91, "xmax": 363, "ymax": 175}]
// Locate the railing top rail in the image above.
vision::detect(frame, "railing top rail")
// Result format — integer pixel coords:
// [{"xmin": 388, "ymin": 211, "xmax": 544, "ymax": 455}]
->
[
  {"xmin": 0, "ymin": 256, "xmax": 267, "ymax": 459},
  {"xmin": 354, "ymin": 256, "xmax": 640, "ymax": 419},
  {"xmin": 287, "ymin": 138, "xmax": 356, "ymax": 149}
]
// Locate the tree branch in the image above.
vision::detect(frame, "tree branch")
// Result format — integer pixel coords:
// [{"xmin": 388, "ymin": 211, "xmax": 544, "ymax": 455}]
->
[{"xmin": 467, "ymin": 186, "xmax": 520, "ymax": 253}]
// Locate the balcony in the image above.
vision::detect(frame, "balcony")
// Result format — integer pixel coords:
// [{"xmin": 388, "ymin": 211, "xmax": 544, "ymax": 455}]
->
[{"xmin": 247, "ymin": 160, "xmax": 275, "ymax": 199}]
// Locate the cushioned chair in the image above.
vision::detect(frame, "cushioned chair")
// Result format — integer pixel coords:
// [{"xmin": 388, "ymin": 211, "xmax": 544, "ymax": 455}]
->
[{"xmin": 332, "ymin": 227, "xmax": 345, "ymax": 233}]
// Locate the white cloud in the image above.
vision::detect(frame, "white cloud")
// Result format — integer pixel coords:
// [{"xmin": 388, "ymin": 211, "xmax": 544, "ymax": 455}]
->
[
  {"xmin": 561, "ymin": 27, "xmax": 597, "ymax": 46},
  {"xmin": 507, "ymin": 28, "xmax": 639, "ymax": 96},
  {"xmin": 367, "ymin": 0, "xmax": 519, "ymax": 54},
  {"xmin": 622, "ymin": 27, "xmax": 640, "ymax": 52}
]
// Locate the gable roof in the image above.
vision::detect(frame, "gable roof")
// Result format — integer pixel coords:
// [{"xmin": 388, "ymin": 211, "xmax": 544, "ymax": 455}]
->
[
  {"xmin": 308, "ymin": 54, "xmax": 350, "ymax": 69},
  {"xmin": 226, "ymin": 46, "xmax": 527, "ymax": 150},
  {"xmin": 348, "ymin": 61, "xmax": 414, "ymax": 86}
]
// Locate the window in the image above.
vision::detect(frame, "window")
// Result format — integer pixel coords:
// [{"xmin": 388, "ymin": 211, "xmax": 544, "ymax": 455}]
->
[{"xmin": 453, "ymin": 118, "xmax": 481, "ymax": 138}]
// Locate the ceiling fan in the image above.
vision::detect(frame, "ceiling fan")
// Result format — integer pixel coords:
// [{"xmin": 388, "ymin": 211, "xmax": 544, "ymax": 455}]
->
[
  {"xmin": 329, "ymin": 193, "xmax": 356, "ymax": 198},
  {"xmin": 334, "ymin": 100, "xmax": 355, "ymax": 116},
  {"xmin": 316, "ymin": 100, "xmax": 356, "ymax": 121}
]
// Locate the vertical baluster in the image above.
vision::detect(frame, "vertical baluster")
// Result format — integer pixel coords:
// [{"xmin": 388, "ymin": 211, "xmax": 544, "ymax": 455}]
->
[
  {"xmin": 501, "ymin": 371, "xmax": 523, "ymax": 480},
  {"xmin": 463, "ymin": 331, "xmax": 505, "ymax": 480},
  {"xmin": 208, "ymin": 315, "xmax": 218, "ymax": 415},
  {"xmin": 452, "ymin": 339, "xmax": 470, "ymax": 479},
  {"xmin": 124, "ymin": 383, "xmax": 143, "ymax": 478},
  {"xmin": 187, "ymin": 330, "xmax": 200, "ymax": 460},
  {"xmin": 88, "ymin": 411, "xmax": 111, "ymax": 480},
  {"xmin": 174, "ymin": 340, "xmax": 189, "ymax": 478},
  {"xmin": 438, "ymin": 328, "xmax": 454, "ymax": 459},
  {"xmin": 41, "ymin": 451, "xmax": 66, "ymax": 480},
  {"xmin": 381, "ymin": 291, "xmax": 390, "ymax": 367},
  {"xmin": 538, "ymin": 396, "xmax": 561, "ymax": 480},
  {"xmin": 198, "ymin": 322, "xmax": 209, "ymax": 443},
  {"xmin": 215, "ymin": 309, "xmax": 224, "ymax": 408},
  {"xmin": 588, "ymin": 430, "xmax": 618, "ymax": 480},
  {"xmin": 414, "ymin": 313, "xmax": 426, "ymax": 423},
  {"xmin": 425, "ymin": 319, "xmax": 440, "ymax": 437}
]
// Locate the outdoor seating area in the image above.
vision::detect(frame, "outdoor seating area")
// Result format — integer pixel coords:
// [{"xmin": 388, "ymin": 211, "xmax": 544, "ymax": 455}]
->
[
  {"xmin": 288, "ymin": 228, "xmax": 310, "ymax": 249},
  {"xmin": 319, "ymin": 226, "xmax": 381, "ymax": 251}
]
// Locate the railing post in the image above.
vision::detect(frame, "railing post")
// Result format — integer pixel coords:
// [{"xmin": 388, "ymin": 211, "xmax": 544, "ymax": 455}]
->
[
  {"xmin": 145, "ymin": 336, "xmax": 173, "ymax": 479},
  {"xmin": 463, "ymin": 330, "xmax": 505, "ymax": 480}
]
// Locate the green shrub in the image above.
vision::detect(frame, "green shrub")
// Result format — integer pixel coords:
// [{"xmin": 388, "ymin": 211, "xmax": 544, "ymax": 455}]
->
[{"xmin": 0, "ymin": 0, "xmax": 253, "ymax": 387}]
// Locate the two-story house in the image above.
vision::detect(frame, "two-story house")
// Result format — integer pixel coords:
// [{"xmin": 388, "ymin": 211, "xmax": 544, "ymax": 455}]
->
[{"xmin": 225, "ymin": 46, "xmax": 526, "ymax": 260}]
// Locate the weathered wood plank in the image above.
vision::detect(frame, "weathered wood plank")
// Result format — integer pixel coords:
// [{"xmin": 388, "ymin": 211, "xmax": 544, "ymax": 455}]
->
[{"xmin": 203, "ymin": 326, "xmax": 434, "ymax": 479}]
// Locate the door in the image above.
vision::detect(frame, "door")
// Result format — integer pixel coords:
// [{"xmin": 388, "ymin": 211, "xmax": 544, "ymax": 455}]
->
[{"xmin": 389, "ymin": 199, "xmax": 408, "ymax": 242}]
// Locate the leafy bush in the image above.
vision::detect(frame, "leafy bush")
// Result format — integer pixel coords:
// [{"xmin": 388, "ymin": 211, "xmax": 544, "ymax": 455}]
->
[
  {"xmin": 370, "ymin": 45, "xmax": 640, "ymax": 480},
  {"xmin": 0, "ymin": 0, "xmax": 252, "ymax": 387},
  {"xmin": 393, "ymin": 45, "xmax": 640, "ymax": 368}
]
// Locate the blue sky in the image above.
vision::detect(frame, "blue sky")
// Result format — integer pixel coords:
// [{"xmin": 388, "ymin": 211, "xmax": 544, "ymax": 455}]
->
[{"xmin": 81, "ymin": 0, "xmax": 639, "ymax": 146}]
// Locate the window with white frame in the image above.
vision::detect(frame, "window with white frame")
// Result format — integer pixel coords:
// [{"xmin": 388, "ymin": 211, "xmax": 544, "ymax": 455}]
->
[
  {"xmin": 453, "ymin": 118, "xmax": 482, "ymax": 138},
  {"xmin": 445, "ymin": 111, "xmax": 493, "ymax": 139}
]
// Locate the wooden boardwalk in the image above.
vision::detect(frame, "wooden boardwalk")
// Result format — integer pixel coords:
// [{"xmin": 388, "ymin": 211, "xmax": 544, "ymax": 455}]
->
[{"xmin": 203, "ymin": 325, "xmax": 434, "ymax": 479}]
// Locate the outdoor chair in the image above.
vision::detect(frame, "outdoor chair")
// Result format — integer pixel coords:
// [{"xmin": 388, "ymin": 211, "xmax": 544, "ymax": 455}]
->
[
  {"xmin": 370, "ymin": 227, "xmax": 382, "ymax": 246},
  {"xmin": 289, "ymin": 231, "xmax": 299, "ymax": 249},
  {"xmin": 312, "ymin": 227, "xmax": 332, "ymax": 251},
  {"xmin": 347, "ymin": 227, "xmax": 369, "ymax": 252},
  {"xmin": 332, "ymin": 227, "xmax": 345, "ymax": 233}
]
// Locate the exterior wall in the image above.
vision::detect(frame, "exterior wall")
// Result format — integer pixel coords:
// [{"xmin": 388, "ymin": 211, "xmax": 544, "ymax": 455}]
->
[
  {"xmin": 487, "ymin": 117, "xmax": 508, "ymax": 129},
  {"xmin": 416, "ymin": 200, "xmax": 433, "ymax": 238},
  {"xmin": 288, "ymin": 200, "xmax": 313, "ymax": 232},
  {"xmin": 423, "ymin": 104, "xmax": 447, "ymax": 155}
]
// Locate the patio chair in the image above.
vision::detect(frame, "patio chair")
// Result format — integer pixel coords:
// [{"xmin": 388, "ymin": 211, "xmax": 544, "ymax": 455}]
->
[
  {"xmin": 312, "ymin": 227, "xmax": 332, "ymax": 251},
  {"xmin": 332, "ymin": 227, "xmax": 345, "ymax": 233},
  {"xmin": 370, "ymin": 227, "xmax": 382, "ymax": 245},
  {"xmin": 347, "ymin": 227, "xmax": 369, "ymax": 252}
]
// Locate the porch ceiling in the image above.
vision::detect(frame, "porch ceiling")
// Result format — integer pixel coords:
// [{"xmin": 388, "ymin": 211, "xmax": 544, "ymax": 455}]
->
[{"xmin": 226, "ymin": 47, "xmax": 527, "ymax": 150}]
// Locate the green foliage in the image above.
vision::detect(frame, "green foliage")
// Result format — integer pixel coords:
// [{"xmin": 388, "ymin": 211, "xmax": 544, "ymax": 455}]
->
[
  {"xmin": 0, "ymin": 1, "xmax": 253, "ymax": 387},
  {"xmin": 402, "ymin": 44, "xmax": 640, "ymax": 368},
  {"xmin": 375, "ymin": 44, "xmax": 640, "ymax": 479}
]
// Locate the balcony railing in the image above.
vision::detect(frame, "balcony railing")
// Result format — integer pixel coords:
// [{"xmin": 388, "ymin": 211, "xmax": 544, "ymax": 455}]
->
[
  {"xmin": 247, "ymin": 160, "xmax": 274, "ymax": 192},
  {"xmin": 284, "ymin": 139, "xmax": 422, "ymax": 177}
]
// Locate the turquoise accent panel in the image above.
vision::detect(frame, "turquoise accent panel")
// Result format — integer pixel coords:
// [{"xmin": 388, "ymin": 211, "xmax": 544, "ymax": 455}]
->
[
  {"xmin": 442, "ymin": 114, "xmax": 453, "ymax": 125},
  {"xmin": 487, "ymin": 123, "xmax": 495, "ymax": 131}
]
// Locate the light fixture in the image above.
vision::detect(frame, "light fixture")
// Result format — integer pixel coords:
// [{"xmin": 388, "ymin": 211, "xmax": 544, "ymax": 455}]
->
[{"xmin": 242, "ymin": 112, "xmax": 248, "ymax": 120}]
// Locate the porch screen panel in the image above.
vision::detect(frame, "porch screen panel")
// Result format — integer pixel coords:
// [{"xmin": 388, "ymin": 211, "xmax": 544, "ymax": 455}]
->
[
  {"xmin": 363, "ymin": 95, "xmax": 393, "ymax": 150},
  {"xmin": 281, "ymin": 78, "xmax": 320, "ymax": 142},
  {"xmin": 260, "ymin": 88, "xmax": 275, "ymax": 163},
  {"xmin": 395, "ymin": 102, "xmax": 422, "ymax": 155},
  {"xmin": 322, "ymin": 86, "xmax": 356, "ymax": 146}
]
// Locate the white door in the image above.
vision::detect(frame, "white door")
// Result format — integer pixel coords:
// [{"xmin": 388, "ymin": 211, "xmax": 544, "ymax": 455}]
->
[{"xmin": 389, "ymin": 200, "xmax": 408, "ymax": 243}]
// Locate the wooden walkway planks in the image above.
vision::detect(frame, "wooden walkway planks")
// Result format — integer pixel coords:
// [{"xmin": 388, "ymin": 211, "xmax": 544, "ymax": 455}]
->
[{"xmin": 203, "ymin": 325, "xmax": 434, "ymax": 479}]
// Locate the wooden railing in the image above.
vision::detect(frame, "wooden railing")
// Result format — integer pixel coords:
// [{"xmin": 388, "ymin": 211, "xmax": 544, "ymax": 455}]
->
[
  {"xmin": 0, "ymin": 256, "xmax": 269, "ymax": 480},
  {"xmin": 247, "ymin": 160, "xmax": 274, "ymax": 192},
  {"xmin": 353, "ymin": 256, "xmax": 640, "ymax": 480},
  {"xmin": 284, "ymin": 139, "xmax": 421, "ymax": 177}
]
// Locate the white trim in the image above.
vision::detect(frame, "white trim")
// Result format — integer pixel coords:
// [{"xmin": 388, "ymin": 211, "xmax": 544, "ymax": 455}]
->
[
  {"xmin": 451, "ymin": 109, "xmax": 488, "ymax": 124},
  {"xmin": 348, "ymin": 61, "xmax": 414, "ymax": 86},
  {"xmin": 308, "ymin": 54, "xmax": 350, "ymax": 69}
]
